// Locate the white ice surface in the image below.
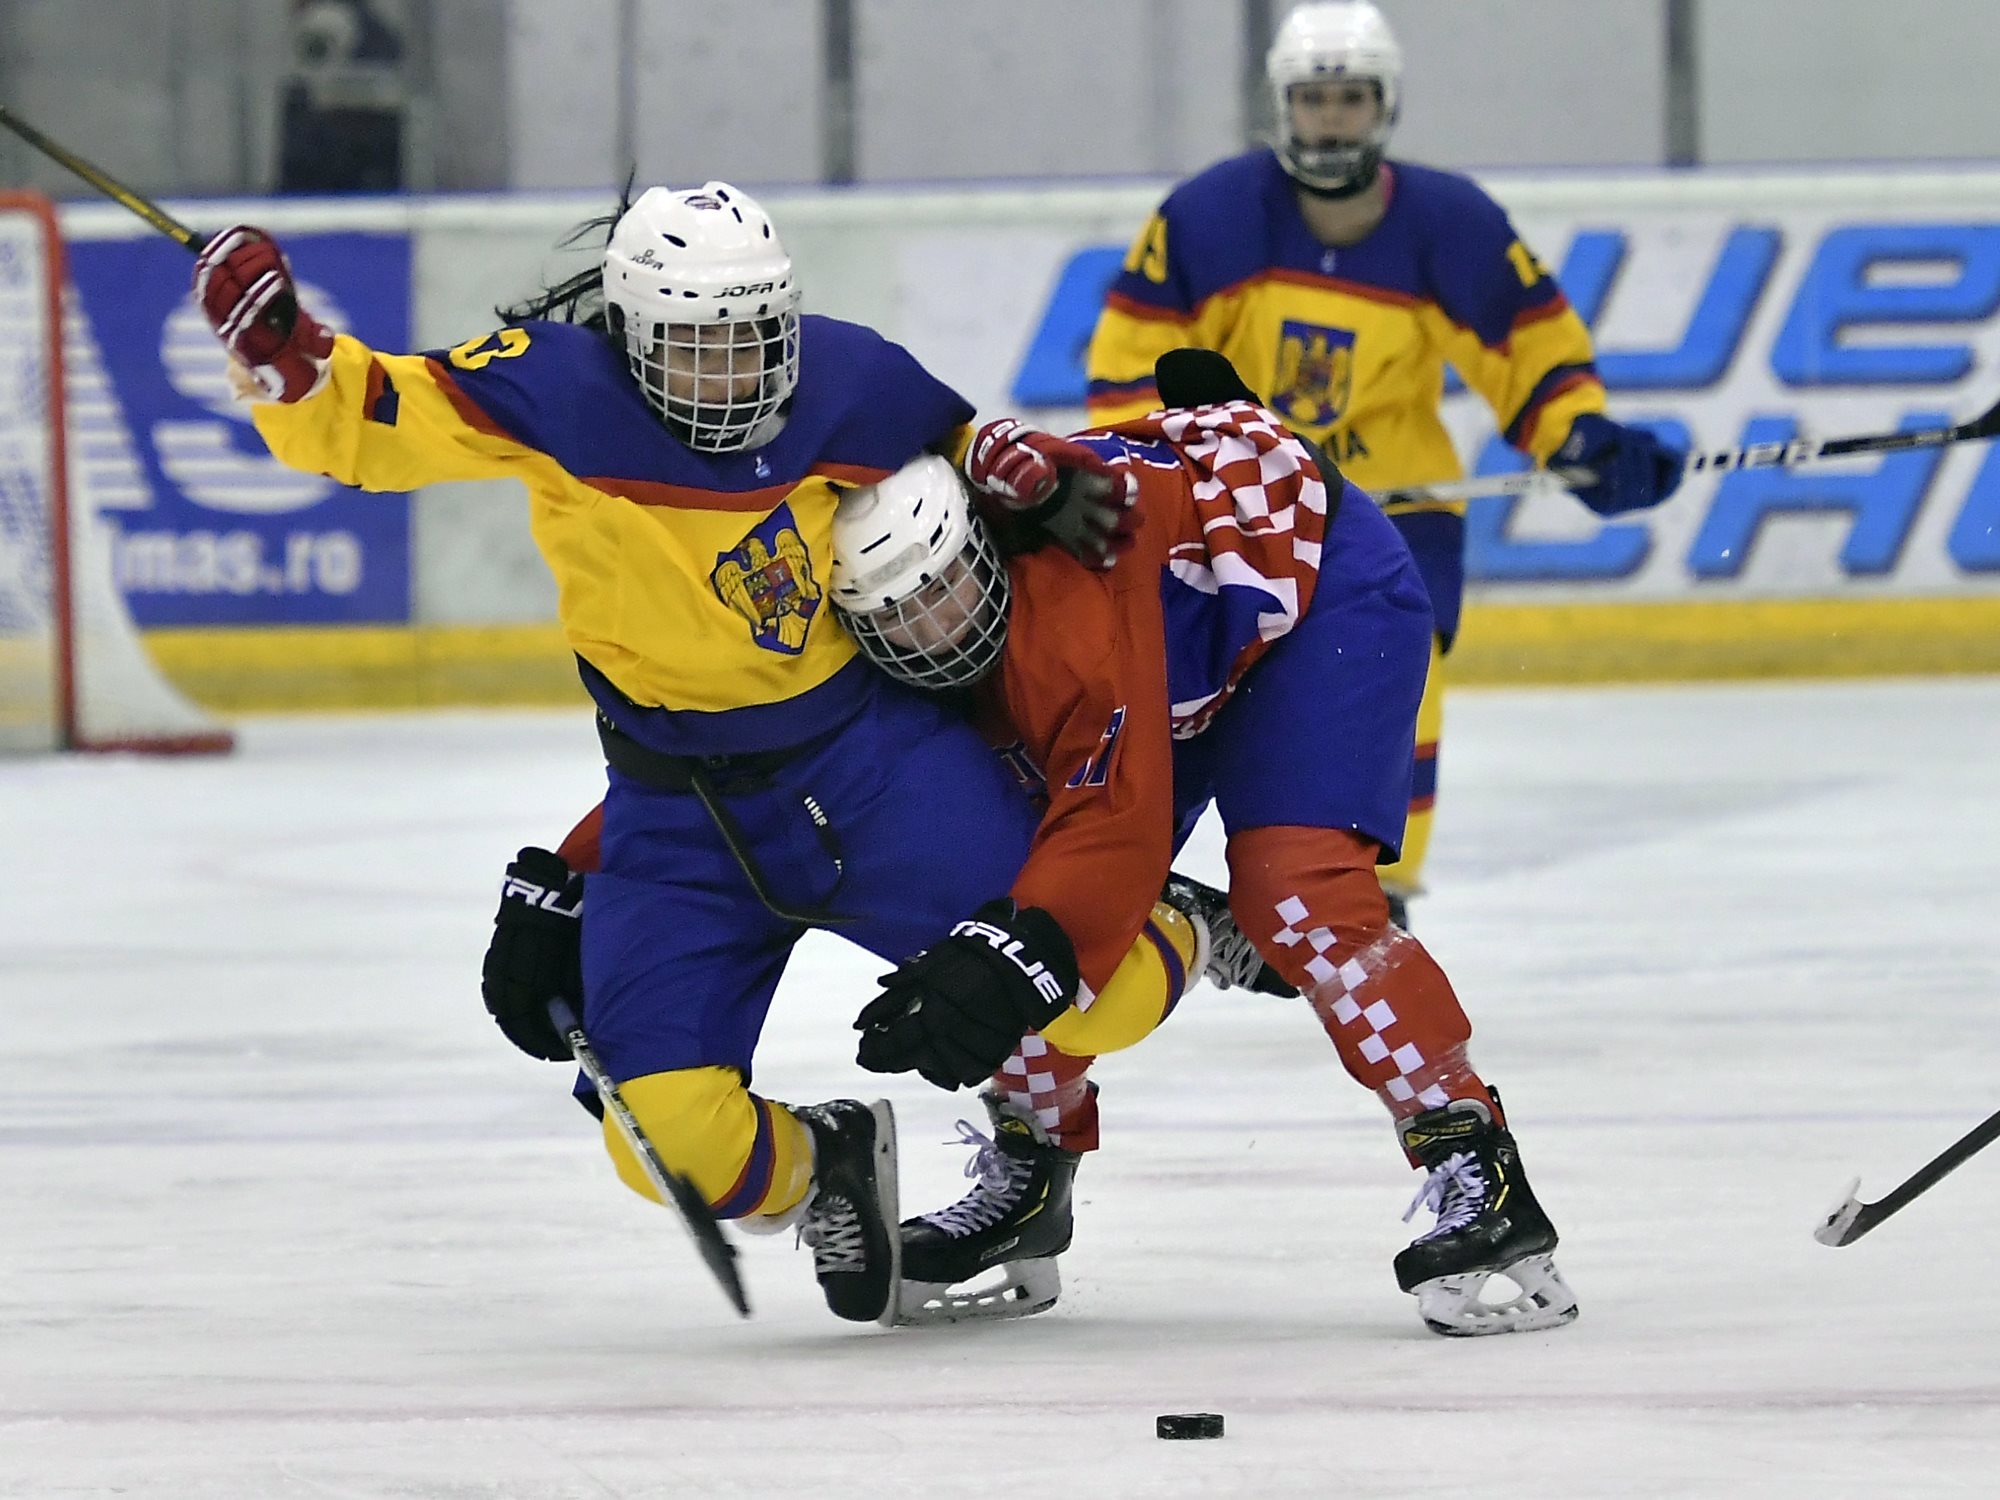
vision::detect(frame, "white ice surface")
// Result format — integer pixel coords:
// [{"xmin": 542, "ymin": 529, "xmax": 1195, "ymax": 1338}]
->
[{"xmin": 5, "ymin": 679, "xmax": 2000, "ymax": 1499}]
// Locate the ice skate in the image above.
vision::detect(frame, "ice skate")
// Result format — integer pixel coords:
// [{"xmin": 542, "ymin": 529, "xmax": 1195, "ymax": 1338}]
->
[
  {"xmin": 1394, "ymin": 1093, "xmax": 1577, "ymax": 1337},
  {"xmin": 1162, "ymin": 871, "xmax": 1298, "ymax": 996},
  {"xmin": 893, "ymin": 1093, "xmax": 1078, "ymax": 1325},
  {"xmin": 1383, "ymin": 887, "xmax": 1412, "ymax": 932},
  {"xmin": 794, "ymin": 1099, "xmax": 900, "ymax": 1325}
]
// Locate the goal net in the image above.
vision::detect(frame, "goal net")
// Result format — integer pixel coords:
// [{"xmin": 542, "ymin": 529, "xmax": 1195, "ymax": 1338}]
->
[{"xmin": 0, "ymin": 190, "xmax": 231, "ymax": 753}]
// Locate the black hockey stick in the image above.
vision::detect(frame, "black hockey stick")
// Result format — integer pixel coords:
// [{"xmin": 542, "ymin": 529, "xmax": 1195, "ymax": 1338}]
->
[
  {"xmin": 549, "ymin": 998, "xmax": 751, "ymax": 1316},
  {"xmin": 1814, "ymin": 1105, "xmax": 2000, "ymax": 1247},
  {"xmin": 1, "ymin": 102, "xmax": 312, "ymax": 366},
  {"xmin": 0, "ymin": 101, "xmax": 202, "ymax": 251},
  {"xmin": 1380, "ymin": 395, "xmax": 2000, "ymax": 506}
]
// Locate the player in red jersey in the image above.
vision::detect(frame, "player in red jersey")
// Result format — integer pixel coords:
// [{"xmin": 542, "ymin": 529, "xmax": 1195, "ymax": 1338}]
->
[{"xmin": 831, "ymin": 355, "xmax": 1577, "ymax": 1336}]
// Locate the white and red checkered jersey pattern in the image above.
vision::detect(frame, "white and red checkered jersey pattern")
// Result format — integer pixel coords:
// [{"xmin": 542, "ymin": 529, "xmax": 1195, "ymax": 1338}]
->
[{"xmin": 1093, "ymin": 401, "xmax": 1331, "ymax": 738}]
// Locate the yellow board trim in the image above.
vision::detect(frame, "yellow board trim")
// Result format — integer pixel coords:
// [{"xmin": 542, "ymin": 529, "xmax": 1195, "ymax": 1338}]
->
[
  {"xmin": 1450, "ymin": 596, "xmax": 2000, "ymax": 684},
  {"xmin": 139, "ymin": 595, "xmax": 2000, "ymax": 714},
  {"xmin": 144, "ymin": 622, "xmax": 586, "ymax": 712}
]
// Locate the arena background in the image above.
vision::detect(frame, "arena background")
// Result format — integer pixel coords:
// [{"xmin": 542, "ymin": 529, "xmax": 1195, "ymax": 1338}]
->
[
  {"xmin": 6, "ymin": 0, "xmax": 1999, "ymax": 711},
  {"xmin": 10, "ymin": 7, "xmax": 2000, "ymax": 1498}
]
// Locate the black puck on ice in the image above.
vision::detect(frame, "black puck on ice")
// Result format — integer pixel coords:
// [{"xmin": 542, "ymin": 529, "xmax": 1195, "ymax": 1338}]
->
[{"xmin": 1156, "ymin": 1412, "xmax": 1225, "ymax": 1440}]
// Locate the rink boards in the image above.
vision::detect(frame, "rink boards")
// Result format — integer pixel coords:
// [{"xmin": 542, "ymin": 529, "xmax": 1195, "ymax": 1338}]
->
[{"xmin": 57, "ymin": 168, "xmax": 2000, "ymax": 708}]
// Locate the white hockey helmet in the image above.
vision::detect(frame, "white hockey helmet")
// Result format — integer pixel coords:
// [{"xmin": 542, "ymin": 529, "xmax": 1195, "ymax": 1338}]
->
[
  {"xmin": 602, "ymin": 181, "xmax": 802, "ymax": 452},
  {"xmin": 828, "ymin": 454, "xmax": 1011, "ymax": 691},
  {"xmin": 1266, "ymin": 1, "xmax": 1403, "ymax": 195}
]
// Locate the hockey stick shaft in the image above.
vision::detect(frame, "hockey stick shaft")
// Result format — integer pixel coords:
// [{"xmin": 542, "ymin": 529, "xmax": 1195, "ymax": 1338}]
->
[
  {"xmin": 549, "ymin": 998, "xmax": 751, "ymax": 1316},
  {"xmin": 1814, "ymin": 1105, "xmax": 2000, "ymax": 1247},
  {"xmin": 0, "ymin": 102, "xmax": 203, "ymax": 251},
  {"xmin": 1380, "ymin": 395, "xmax": 2000, "ymax": 506}
]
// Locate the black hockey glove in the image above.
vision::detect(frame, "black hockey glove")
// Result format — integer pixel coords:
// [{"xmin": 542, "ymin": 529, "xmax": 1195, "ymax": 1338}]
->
[
  {"xmin": 1022, "ymin": 465, "xmax": 1142, "ymax": 571},
  {"xmin": 480, "ymin": 846, "xmax": 585, "ymax": 1062},
  {"xmin": 854, "ymin": 899, "xmax": 1080, "ymax": 1090}
]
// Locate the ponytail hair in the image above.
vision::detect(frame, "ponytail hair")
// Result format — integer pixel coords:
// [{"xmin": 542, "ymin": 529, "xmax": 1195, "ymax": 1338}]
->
[{"xmin": 494, "ymin": 174, "xmax": 636, "ymax": 332}]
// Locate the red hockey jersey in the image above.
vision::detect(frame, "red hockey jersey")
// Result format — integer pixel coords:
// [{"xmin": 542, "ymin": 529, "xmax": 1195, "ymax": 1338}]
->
[{"xmin": 988, "ymin": 402, "xmax": 1332, "ymax": 992}]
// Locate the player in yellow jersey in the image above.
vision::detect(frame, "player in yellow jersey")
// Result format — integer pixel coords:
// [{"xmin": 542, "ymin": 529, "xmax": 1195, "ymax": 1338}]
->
[
  {"xmin": 1085, "ymin": 1, "xmax": 1685, "ymax": 926},
  {"xmin": 190, "ymin": 181, "xmax": 1139, "ymax": 1326}
]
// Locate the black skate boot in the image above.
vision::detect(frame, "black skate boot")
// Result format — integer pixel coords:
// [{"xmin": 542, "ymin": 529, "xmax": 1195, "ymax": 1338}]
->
[
  {"xmin": 1394, "ymin": 1092, "xmax": 1577, "ymax": 1337},
  {"xmin": 1161, "ymin": 871, "xmax": 1298, "ymax": 997},
  {"xmin": 896, "ymin": 1094, "xmax": 1079, "ymax": 1325},
  {"xmin": 794, "ymin": 1099, "xmax": 900, "ymax": 1325},
  {"xmin": 1384, "ymin": 888, "xmax": 1412, "ymax": 931}
]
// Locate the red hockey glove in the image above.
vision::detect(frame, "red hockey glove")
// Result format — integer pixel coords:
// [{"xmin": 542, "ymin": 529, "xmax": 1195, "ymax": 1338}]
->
[
  {"xmin": 192, "ymin": 225, "xmax": 335, "ymax": 403},
  {"xmin": 963, "ymin": 418, "xmax": 1141, "ymax": 570}
]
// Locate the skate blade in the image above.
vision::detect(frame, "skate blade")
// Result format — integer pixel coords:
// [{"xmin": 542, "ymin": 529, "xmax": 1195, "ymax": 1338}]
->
[
  {"xmin": 892, "ymin": 1258, "xmax": 1061, "ymax": 1327},
  {"xmin": 1813, "ymin": 1177, "xmax": 1864, "ymax": 1247},
  {"xmin": 1411, "ymin": 1252, "xmax": 1579, "ymax": 1337},
  {"xmin": 869, "ymin": 1100, "xmax": 903, "ymax": 1328}
]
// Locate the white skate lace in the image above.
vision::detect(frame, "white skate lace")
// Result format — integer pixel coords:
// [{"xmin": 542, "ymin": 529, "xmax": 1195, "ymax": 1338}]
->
[
  {"xmin": 1402, "ymin": 1150, "xmax": 1486, "ymax": 1241},
  {"xmin": 799, "ymin": 1193, "xmax": 867, "ymax": 1274},
  {"xmin": 1206, "ymin": 922, "xmax": 1266, "ymax": 990},
  {"xmin": 919, "ymin": 1120, "xmax": 1034, "ymax": 1239}
]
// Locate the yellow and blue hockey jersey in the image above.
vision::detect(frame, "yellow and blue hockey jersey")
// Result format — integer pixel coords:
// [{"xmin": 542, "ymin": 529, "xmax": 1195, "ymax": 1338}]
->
[
  {"xmin": 252, "ymin": 316, "xmax": 972, "ymax": 755},
  {"xmin": 1086, "ymin": 149, "xmax": 1606, "ymax": 639}
]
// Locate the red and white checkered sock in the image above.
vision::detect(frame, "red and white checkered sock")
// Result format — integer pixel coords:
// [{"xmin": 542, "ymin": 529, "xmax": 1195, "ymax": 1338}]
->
[
  {"xmin": 1228, "ymin": 824, "xmax": 1497, "ymax": 1132},
  {"xmin": 990, "ymin": 1035, "xmax": 1099, "ymax": 1154}
]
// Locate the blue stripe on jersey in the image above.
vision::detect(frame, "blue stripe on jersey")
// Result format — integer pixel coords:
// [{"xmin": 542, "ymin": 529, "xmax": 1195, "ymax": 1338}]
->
[
  {"xmin": 1411, "ymin": 740, "xmax": 1440, "ymax": 805},
  {"xmin": 1146, "ymin": 917, "xmax": 1189, "ymax": 1020},
  {"xmin": 714, "ymin": 1098, "xmax": 778, "ymax": 1218},
  {"xmin": 427, "ymin": 316, "xmax": 970, "ymax": 495}
]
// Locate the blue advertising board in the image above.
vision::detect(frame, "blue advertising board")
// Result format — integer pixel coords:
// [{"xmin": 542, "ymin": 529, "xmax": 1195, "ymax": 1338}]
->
[
  {"xmin": 1005, "ymin": 209, "xmax": 2000, "ymax": 597},
  {"xmin": 65, "ymin": 232, "xmax": 412, "ymax": 626}
]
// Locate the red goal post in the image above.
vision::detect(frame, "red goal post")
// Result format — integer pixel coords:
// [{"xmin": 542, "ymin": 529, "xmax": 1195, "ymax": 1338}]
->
[{"xmin": 0, "ymin": 189, "xmax": 231, "ymax": 754}]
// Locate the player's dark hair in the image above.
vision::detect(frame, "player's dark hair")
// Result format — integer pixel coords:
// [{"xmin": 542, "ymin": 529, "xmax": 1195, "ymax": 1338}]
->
[{"xmin": 494, "ymin": 173, "xmax": 635, "ymax": 333}]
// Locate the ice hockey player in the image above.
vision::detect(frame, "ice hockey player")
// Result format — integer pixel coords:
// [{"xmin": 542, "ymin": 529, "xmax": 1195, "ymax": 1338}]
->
[
  {"xmin": 191, "ymin": 180, "xmax": 1131, "ymax": 1326},
  {"xmin": 1085, "ymin": 1, "xmax": 1685, "ymax": 927},
  {"xmin": 829, "ymin": 359, "xmax": 1578, "ymax": 1336},
  {"xmin": 483, "ymin": 756, "xmax": 1291, "ymax": 1324}
]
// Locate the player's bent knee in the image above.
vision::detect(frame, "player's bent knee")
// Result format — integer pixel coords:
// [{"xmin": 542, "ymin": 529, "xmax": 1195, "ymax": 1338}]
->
[
  {"xmin": 607, "ymin": 1065, "xmax": 814, "ymax": 1221},
  {"xmin": 1226, "ymin": 825, "xmax": 1387, "ymax": 933},
  {"xmin": 1041, "ymin": 900, "xmax": 1201, "ymax": 1055}
]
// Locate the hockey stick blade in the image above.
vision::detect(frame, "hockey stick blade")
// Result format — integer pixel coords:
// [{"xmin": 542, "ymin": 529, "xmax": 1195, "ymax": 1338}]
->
[
  {"xmin": 1812, "ymin": 1177, "xmax": 1870, "ymax": 1247},
  {"xmin": 1962, "ymin": 393, "xmax": 2000, "ymax": 443},
  {"xmin": 1814, "ymin": 1106, "xmax": 2000, "ymax": 1247},
  {"xmin": 549, "ymin": 998, "xmax": 751, "ymax": 1316}
]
